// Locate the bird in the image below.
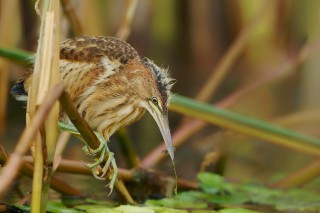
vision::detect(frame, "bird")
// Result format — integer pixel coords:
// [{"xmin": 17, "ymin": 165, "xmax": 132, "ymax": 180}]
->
[{"xmin": 11, "ymin": 36, "xmax": 175, "ymax": 191}]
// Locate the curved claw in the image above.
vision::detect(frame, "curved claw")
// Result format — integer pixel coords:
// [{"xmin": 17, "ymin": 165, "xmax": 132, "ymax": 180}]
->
[
  {"xmin": 82, "ymin": 141, "xmax": 118, "ymax": 193},
  {"xmin": 107, "ymin": 160, "xmax": 118, "ymax": 194},
  {"xmin": 58, "ymin": 122, "xmax": 118, "ymax": 195}
]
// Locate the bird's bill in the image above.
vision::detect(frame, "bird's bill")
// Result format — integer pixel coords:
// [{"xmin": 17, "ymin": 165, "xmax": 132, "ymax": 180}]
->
[{"xmin": 145, "ymin": 105, "xmax": 174, "ymax": 160}]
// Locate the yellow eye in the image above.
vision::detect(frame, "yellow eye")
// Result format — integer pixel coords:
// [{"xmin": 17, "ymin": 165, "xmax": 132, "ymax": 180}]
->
[{"xmin": 151, "ymin": 97, "xmax": 158, "ymax": 105}]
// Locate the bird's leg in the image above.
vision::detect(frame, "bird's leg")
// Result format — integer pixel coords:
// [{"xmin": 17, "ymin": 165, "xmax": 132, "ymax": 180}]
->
[{"xmin": 57, "ymin": 121, "xmax": 118, "ymax": 192}]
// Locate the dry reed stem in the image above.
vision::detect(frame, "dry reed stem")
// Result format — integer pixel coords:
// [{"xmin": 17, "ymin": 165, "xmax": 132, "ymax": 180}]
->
[
  {"xmin": 272, "ymin": 159, "xmax": 320, "ymax": 188},
  {"xmin": 32, "ymin": 133, "xmax": 44, "ymax": 213},
  {"xmin": 21, "ymin": 163, "xmax": 82, "ymax": 196},
  {"xmin": 30, "ymin": 1, "xmax": 60, "ymax": 210},
  {"xmin": 0, "ymin": 84, "xmax": 64, "ymax": 199},
  {"xmin": 217, "ymin": 39, "xmax": 320, "ymax": 108},
  {"xmin": 0, "ymin": 144, "xmax": 82, "ymax": 197},
  {"xmin": 31, "ymin": 13, "xmax": 55, "ymax": 212},
  {"xmin": 116, "ymin": 0, "xmax": 139, "ymax": 40},
  {"xmin": 45, "ymin": 4, "xmax": 60, "ymax": 164},
  {"xmin": 271, "ymin": 109, "xmax": 320, "ymax": 127},
  {"xmin": 195, "ymin": 1, "xmax": 271, "ymax": 102},
  {"xmin": 61, "ymin": 0, "xmax": 83, "ymax": 36},
  {"xmin": 0, "ymin": 0, "xmax": 20, "ymax": 135},
  {"xmin": 22, "ymin": 156, "xmax": 199, "ymax": 190},
  {"xmin": 115, "ymin": 181, "xmax": 136, "ymax": 204},
  {"xmin": 79, "ymin": 1, "xmax": 102, "ymax": 35},
  {"xmin": 142, "ymin": 38, "xmax": 320, "ymax": 168},
  {"xmin": 117, "ymin": 128, "xmax": 140, "ymax": 168},
  {"xmin": 59, "ymin": 91, "xmax": 101, "ymax": 149},
  {"xmin": 27, "ymin": 156, "xmax": 134, "ymax": 181},
  {"xmin": 53, "ymin": 132, "xmax": 70, "ymax": 172}
]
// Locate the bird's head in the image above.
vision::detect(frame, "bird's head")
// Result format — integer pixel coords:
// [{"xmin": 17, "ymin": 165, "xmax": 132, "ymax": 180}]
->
[{"xmin": 126, "ymin": 57, "xmax": 175, "ymax": 160}]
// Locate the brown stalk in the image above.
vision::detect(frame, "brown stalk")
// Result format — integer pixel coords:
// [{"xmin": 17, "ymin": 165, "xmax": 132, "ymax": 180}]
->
[
  {"xmin": 0, "ymin": 145, "xmax": 82, "ymax": 197},
  {"xmin": 53, "ymin": 131, "xmax": 70, "ymax": 172},
  {"xmin": 0, "ymin": 0, "xmax": 20, "ymax": 135},
  {"xmin": 142, "ymin": 38, "xmax": 320, "ymax": 168},
  {"xmin": 22, "ymin": 156, "xmax": 199, "ymax": 190},
  {"xmin": 61, "ymin": 0, "xmax": 83, "ymax": 36},
  {"xmin": 272, "ymin": 159, "xmax": 320, "ymax": 188},
  {"xmin": 58, "ymin": 91, "xmax": 100, "ymax": 150},
  {"xmin": 195, "ymin": 1, "xmax": 271, "ymax": 102},
  {"xmin": 30, "ymin": 1, "xmax": 60, "ymax": 211},
  {"xmin": 0, "ymin": 84, "xmax": 64, "ymax": 199},
  {"xmin": 23, "ymin": 156, "xmax": 133, "ymax": 181}
]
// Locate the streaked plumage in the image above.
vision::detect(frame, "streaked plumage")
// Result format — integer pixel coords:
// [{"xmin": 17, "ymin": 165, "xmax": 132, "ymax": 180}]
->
[{"xmin": 11, "ymin": 36, "xmax": 175, "ymax": 159}]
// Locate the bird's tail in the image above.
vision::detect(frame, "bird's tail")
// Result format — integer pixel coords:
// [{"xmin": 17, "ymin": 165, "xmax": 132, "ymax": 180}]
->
[
  {"xmin": 11, "ymin": 81, "xmax": 28, "ymax": 101},
  {"xmin": 11, "ymin": 70, "xmax": 32, "ymax": 102}
]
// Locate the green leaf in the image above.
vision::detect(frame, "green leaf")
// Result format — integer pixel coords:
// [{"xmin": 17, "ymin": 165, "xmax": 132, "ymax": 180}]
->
[
  {"xmin": 170, "ymin": 95, "xmax": 320, "ymax": 157},
  {"xmin": 77, "ymin": 205, "xmax": 189, "ymax": 213},
  {"xmin": 194, "ymin": 173, "xmax": 320, "ymax": 211},
  {"xmin": 218, "ymin": 208, "xmax": 262, "ymax": 213},
  {"xmin": 46, "ymin": 201, "xmax": 79, "ymax": 213},
  {"xmin": 198, "ymin": 173, "xmax": 235, "ymax": 194},
  {"xmin": 76, "ymin": 205, "xmax": 120, "ymax": 213},
  {"xmin": 0, "ymin": 47, "xmax": 33, "ymax": 66},
  {"xmin": 146, "ymin": 197, "xmax": 207, "ymax": 209}
]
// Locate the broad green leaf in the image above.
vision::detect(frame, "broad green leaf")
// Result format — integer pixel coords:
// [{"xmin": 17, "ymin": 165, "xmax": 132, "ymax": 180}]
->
[
  {"xmin": 218, "ymin": 208, "xmax": 261, "ymax": 213},
  {"xmin": 76, "ymin": 205, "xmax": 120, "ymax": 213},
  {"xmin": 46, "ymin": 201, "xmax": 79, "ymax": 213},
  {"xmin": 146, "ymin": 197, "xmax": 207, "ymax": 209},
  {"xmin": 198, "ymin": 173, "xmax": 235, "ymax": 194}
]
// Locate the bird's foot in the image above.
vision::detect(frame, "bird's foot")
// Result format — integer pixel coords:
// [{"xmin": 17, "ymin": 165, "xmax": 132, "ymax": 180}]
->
[
  {"xmin": 58, "ymin": 121, "xmax": 118, "ymax": 193},
  {"xmin": 82, "ymin": 140, "xmax": 106, "ymax": 157},
  {"xmin": 82, "ymin": 131, "xmax": 118, "ymax": 193}
]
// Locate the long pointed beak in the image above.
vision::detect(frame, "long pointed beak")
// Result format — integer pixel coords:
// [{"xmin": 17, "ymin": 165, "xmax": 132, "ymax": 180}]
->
[{"xmin": 145, "ymin": 106, "xmax": 174, "ymax": 160}]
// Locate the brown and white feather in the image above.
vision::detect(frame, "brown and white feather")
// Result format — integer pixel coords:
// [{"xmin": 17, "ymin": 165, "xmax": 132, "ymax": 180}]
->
[{"xmin": 12, "ymin": 36, "xmax": 174, "ymax": 142}]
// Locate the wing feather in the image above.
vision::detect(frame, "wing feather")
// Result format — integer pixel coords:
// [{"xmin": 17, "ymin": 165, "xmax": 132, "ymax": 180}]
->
[
  {"xmin": 12, "ymin": 36, "xmax": 141, "ymax": 102},
  {"xmin": 60, "ymin": 36, "xmax": 139, "ymax": 64}
]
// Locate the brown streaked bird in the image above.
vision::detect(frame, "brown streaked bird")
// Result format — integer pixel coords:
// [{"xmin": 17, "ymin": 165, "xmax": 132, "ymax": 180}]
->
[{"xmin": 11, "ymin": 36, "xmax": 175, "ymax": 161}]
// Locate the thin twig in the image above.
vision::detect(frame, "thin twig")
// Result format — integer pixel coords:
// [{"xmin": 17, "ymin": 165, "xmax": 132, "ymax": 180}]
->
[
  {"xmin": 117, "ymin": 128, "xmax": 140, "ymax": 168},
  {"xmin": 22, "ymin": 156, "xmax": 199, "ymax": 190},
  {"xmin": 116, "ymin": 0, "xmax": 139, "ymax": 40},
  {"xmin": 271, "ymin": 159, "xmax": 320, "ymax": 188},
  {"xmin": 59, "ymin": 91, "xmax": 101, "ymax": 150},
  {"xmin": 0, "ymin": 84, "xmax": 64, "ymax": 199},
  {"xmin": 53, "ymin": 131, "xmax": 70, "ymax": 172},
  {"xmin": 195, "ymin": 1, "xmax": 271, "ymax": 102},
  {"xmin": 0, "ymin": 144, "xmax": 82, "ymax": 197},
  {"xmin": 0, "ymin": 0, "xmax": 19, "ymax": 135},
  {"xmin": 23, "ymin": 156, "xmax": 133, "ymax": 181}
]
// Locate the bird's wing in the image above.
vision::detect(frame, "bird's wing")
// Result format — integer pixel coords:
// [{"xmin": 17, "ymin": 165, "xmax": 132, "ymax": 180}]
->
[
  {"xmin": 12, "ymin": 36, "xmax": 140, "ymax": 101},
  {"xmin": 60, "ymin": 36, "xmax": 139, "ymax": 64},
  {"xmin": 59, "ymin": 36, "xmax": 140, "ymax": 100}
]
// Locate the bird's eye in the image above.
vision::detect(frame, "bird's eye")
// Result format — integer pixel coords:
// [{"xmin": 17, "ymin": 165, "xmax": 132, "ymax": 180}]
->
[{"xmin": 151, "ymin": 97, "xmax": 158, "ymax": 105}]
